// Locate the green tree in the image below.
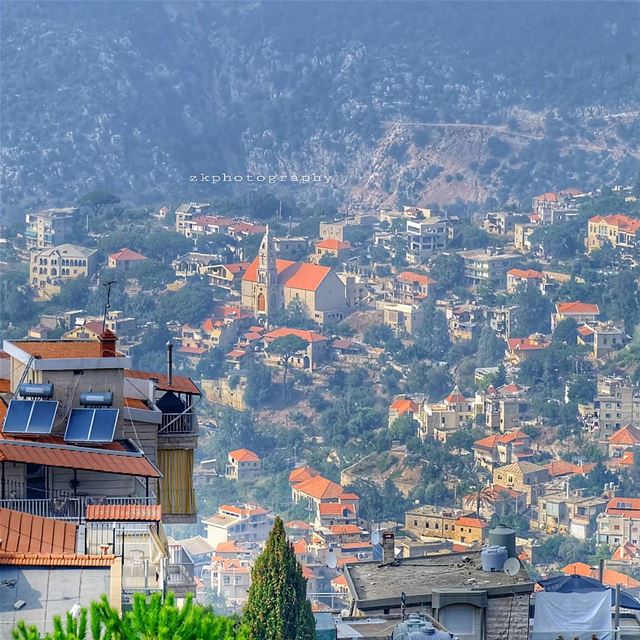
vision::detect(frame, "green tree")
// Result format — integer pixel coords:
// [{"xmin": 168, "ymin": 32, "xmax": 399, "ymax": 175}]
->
[
  {"xmin": 78, "ymin": 190, "xmax": 120, "ymax": 217},
  {"xmin": 476, "ymin": 325, "xmax": 506, "ymax": 366},
  {"xmin": 196, "ymin": 347, "xmax": 226, "ymax": 379},
  {"xmin": 512, "ymin": 281, "xmax": 551, "ymax": 336},
  {"xmin": 552, "ymin": 317, "xmax": 578, "ymax": 345},
  {"xmin": 430, "ymin": 253, "xmax": 465, "ymax": 289},
  {"xmin": 414, "ymin": 304, "xmax": 451, "ymax": 360},
  {"xmin": 244, "ymin": 517, "xmax": 315, "ymax": 640},
  {"xmin": 245, "ymin": 360, "xmax": 274, "ymax": 409},
  {"xmin": 268, "ymin": 335, "xmax": 309, "ymax": 400}
]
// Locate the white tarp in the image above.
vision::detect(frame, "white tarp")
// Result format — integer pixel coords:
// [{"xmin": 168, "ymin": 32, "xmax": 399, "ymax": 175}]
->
[{"xmin": 532, "ymin": 591, "xmax": 613, "ymax": 640}]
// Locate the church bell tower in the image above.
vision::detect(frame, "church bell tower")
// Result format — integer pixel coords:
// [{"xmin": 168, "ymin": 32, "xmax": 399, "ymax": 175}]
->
[{"xmin": 255, "ymin": 226, "xmax": 279, "ymax": 320}]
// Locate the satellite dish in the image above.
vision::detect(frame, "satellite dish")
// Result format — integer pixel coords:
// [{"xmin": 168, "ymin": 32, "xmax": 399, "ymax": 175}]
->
[
  {"xmin": 504, "ymin": 557, "xmax": 521, "ymax": 577},
  {"xmin": 371, "ymin": 530, "xmax": 380, "ymax": 545},
  {"xmin": 326, "ymin": 550, "xmax": 338, "ymax": 569}
]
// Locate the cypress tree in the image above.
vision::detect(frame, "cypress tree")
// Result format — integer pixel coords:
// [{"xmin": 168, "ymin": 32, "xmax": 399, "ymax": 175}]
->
[{"xmin": 243, "ymin": 516, "xmax": 316, "ymax": 640}]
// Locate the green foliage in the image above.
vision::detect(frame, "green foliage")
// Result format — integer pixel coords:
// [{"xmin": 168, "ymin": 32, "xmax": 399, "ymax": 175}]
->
[
  {"xmin": 156, "ymin": 280, "xmax": 215, "ymax": 325},
  {"xmin": 196, "ymin": 347, "xmax": 227, "ymax": 379},
  {"xmin": 535, "ymin": 535, "xmax": 594, "ymax": 567},
  {"xmin": 245, "ymin": 360, "xmax": 274, "ymax": 409},
  {"xmin": 511, "ymin": 281, "xmax": 551, "ymax": 336},
  {"xmin": 430, "ymin": 254, "xmax": 465, "ymax": 290},
  {"xmin": 12, "ymin": 593, "xmax": 245, "ymax": 640},
  {"xmin": 570, "ymin": 462, "xmax": 618, "ymax": 497},
  {"xmin": 389, "ymin": 415, "xmax": 420, "ymax": 442},
  {"xmin": 269, "ymin": 300, "xmax": 317, "ymax": 330},
  {"xmin": 406, "ymin": 362, "xmax": 452, "ymax": 401},
  {"xmin": 363, "ymin": 323, "xmax": 394, "ymax": 347},
  {"xmin": 268, "ymin": 335, "xmax": 310, "ymax": 400},
  {"xmin": 552, "ymin": 317, "xmax": 578, "ymax": 345},
  {"xmin": 244, "ymin": 517, "xmax": 315, "ymax": 640},
  {"xmin": 414, "ymin": 303, "xmax": 451, "ymax": 361},
  {"xmin": 476, "ymin": 325, "xmax": 506, "ymax": 367}
]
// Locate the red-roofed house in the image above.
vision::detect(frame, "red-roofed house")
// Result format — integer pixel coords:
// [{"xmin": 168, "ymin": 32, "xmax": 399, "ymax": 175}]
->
[
  {"xmin": 506, "ymin": 334, "xmax": 551, "ymax": 365},
  {"xmin": 203, "ymin": 262, "xmax": 250, "ymax": 291},
  {"xmin": 388, "ymin": 395, "xmax": 421, "ymax": 427},
  {"xmin": 506, "ymin": 268, "xmax": 544, "ymax": 294},
  {"xmin": 608, "ymin": 424, "xmax": 640, "ymax": 459},
  {"xmin": 241, "ymin": 228, "xmax": 349, "ymax": 325},
  {"xmin": 473, "ymin": 430, "xmax": 533, "ymax": 471},
  {"xmin": 384, "ymin": 270, "xmax": 437, "ymax": 304},
  {"xmin": 587, "ymin": 214, "xmax": 640, "ymax": 252},
  {"xmin": 419, "ymin": 386, "xmax": 479, "ymax": 443},
  {"xmin": 314, "ymin": 238, "xmax": 352, "ymax": 263},
  {"xmin": 552, "ymin": 301, "xmax": 600, "ymax": 331},
  {"xmin": 202, "ymin": 504, "xmax": 274, "ymax": 547},
  {"xmin": 263, "ymin": 327, "xmax": 329, "ymax": 370},
  {"xmin": 316, "ymin": 502, "xmax": 357, "ymax": 528},
  {"xmin": 598, "ymin": 498, "xmax": 640, "ymax": 548},
  {"xmin": 226, "ymin": 448, "xmax": 261, "ymax": 481},
  {"xmin": 108, "ymin": 247, "xmax": 148, "ymax": 270},
  {"xmin": 289, "ymin": 465, "xmax": 320, "ymax": 486}
]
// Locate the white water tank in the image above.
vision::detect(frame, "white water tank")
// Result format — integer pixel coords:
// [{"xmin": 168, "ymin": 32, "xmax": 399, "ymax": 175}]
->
[{"xmin": 481, "ymin": 545, "xmax": 507, "ymax": 572}]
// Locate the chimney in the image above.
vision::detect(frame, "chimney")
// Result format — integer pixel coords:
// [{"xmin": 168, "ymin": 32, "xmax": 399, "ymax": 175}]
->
[
  {"xmin": 382, "ymin": 532, "xmax": 395, "ymax": 564},
  {"xmin": 98, "ymin": 330, "xmax": 117, "ymax": 358},
  {"xmin": 166, "ymin": 341, "xmax": 173, "ymax": 386}
]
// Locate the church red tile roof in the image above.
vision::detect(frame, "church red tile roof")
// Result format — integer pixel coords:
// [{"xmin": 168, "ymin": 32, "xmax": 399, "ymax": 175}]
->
[{"xmin": 243, "ymin": 258, "xmax": 333, "ymax": 291}]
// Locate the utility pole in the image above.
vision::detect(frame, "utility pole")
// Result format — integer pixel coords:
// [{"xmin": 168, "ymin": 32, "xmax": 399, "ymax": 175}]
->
[{"xmin": 102, "ymin": 280, "xmax": 118, "ymax": 331}]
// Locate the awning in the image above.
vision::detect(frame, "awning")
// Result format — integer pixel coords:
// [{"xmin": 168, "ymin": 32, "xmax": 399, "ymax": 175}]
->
[{"xmin": 0, "ymin": 440, "xmax": 161, "ymax": 478}]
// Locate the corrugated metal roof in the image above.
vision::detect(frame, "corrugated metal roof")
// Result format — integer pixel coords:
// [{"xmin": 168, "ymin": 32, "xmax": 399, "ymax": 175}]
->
[
  {"xmin": 0, "ymin": 508, "xmax": 77, "ymax": 554},
  {"xmin": 0, "ymin": 440, "xmax": 161, "ymax": 478},
  {"xmin": 86, "ymin": 504, "xmax": 162, "ymax": 521}
]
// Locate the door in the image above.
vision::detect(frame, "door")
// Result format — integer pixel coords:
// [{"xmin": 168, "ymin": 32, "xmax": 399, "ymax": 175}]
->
[{"xmin": 26, "ymin": 464, "xmax": 46, "ymax": 499}]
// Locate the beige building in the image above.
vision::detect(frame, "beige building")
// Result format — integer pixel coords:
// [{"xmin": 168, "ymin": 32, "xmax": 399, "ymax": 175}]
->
[
  {"xmin": 587, "ymin": 214, "xmax": 640, "ymax": 252},
  {"xmin": 506, "ymin": 268, "xmax": 544, "ymax": 294},
  {"xmin": 473, "ymin": 430, "xmax": 533, "ymax": 472},
  {"xmin": 514, "ymin": 223, "xmax": 537, "ymax": 253},
  {"xmin": 262, "ymin": 327, "xmax": 328, "ymax": 371},
  {"xmin": 313, "ymin": 238, "xmax": 352, "ymax": 263},
  {"xmin": 25, "ymin": 207, "xmax": 78, "ymax": 249},
  {"xmin": 577, "ymin": 322, "xmax": 625, "ymax": 359},
  {"xmin": 493, "ymin": 461, "xmax": 550, "ymax": 505},
  {"xmin": 30, "ymin": 244, "xmax": 97, "ymax": 299},
  {"xmin": 459, "ymin": 248, "xmax": 520, "ymax": 289},
  {"xmin": 225, "ymin": 449, "xmax": 261, "ymax": 481},
  {"xmin": 384, "ymin": 270, "xmax": 436, "ymax": 304},
  {"xmin": 419, "ymin": 387, "xmax": 479, "ymax": 443},
  {"xmin": 202, "ymin": 504, "xmax": 274, "ymax": 547},
  {"xmin": 538, "ymin": 490, "xmax": 608, "ymax": 539},
  {"xmin": 404, "ymin": 505, "xmax": 488, "ymax": 545},
  {"xmin": 241, "ymin": 229, "xmax": 350, "ymax": 326},
  {"xmin": 597, "ymin": 498, "xmax": 640, "ymax": 548},
  {"xmin": 552, "ymin": 301, "xmax": 600, "ymax": 331},
  {"xmin": 380, "ymin": 300, "xmax": 425, "ymax": 336}
]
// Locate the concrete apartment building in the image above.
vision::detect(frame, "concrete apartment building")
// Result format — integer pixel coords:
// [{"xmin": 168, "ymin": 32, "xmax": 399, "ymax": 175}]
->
[
  {"xmin": 30, "ymin": 243, "xmax": 97, "ymax": 299},
  {"xmin": 597, "ymin": 498, "xmax": 640, "ymax": 547},
  {"xmin": 25, "ymin": 207, "xmax": 78, "ymax": 249},
  {"xmin": 202, "ymin": 504, "xmax": 274, "ymax": 547},
  {"xmin": 174, "ymin": 202, "xmax": 213, "ymax": 236},
  {"xmin": 458, "ymin": 248, "xmax": 520, "ymax": 289},
  {"xmin": 405, "ymin": 215, "xmax": 450, "ymax": 264},
  {"xmin": 404, "ymin": 505, "xmax": 488, "ymax": 545},
  {"xmin": 537, "ymin": 490, "xmax": 608, "ymax": 539}
]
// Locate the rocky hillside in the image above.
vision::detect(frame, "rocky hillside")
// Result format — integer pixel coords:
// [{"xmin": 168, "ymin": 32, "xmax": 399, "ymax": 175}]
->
[{"xmin": 2, "ymin": 2, "xmax": 639, "ymax": 215}]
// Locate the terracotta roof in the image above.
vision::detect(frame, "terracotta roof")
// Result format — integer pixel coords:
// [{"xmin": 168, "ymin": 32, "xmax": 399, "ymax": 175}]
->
[
  {"xmin": 243, "ymin": 258, "xmax": 332, "ymax": 292},
  {"xmin": 178, "ymin": 346, "xmax": 207, "ymax": 355},
  {"xmin": 578, "ymin": 325, "xmax": 595, "ymax": 337},
  {"xmin": 126, "ymin": 369, "xmax": 200, "ymax": 395},
  {"xmin": 555, "ymin": 301, "xmax": 600, "ymax": 315},
  {"xmin": 341, "ymin": 541, "xmax": 372, "ymax": 549},
  {"xmin": 507, "ymin": 337, "xmax": 550, "ymax": 351},
  {"xmin": 508, "ymin": 268, "xmax": 544, "ymax": 279},
  {"xmin": 202, "ymin": 318, "xmax": 225, "ymax": 332},
  {"xmin": 10, "ymin": 340, "xmax": 105, "ymax": 359},
  {"xmin": 612, "ymin": 543, "xmax": 639, "ymax": 562},
  {"xmin": 224, "ymin": 262, "xmax": 250, "ymax": 274},
  {"xmin": 215, "ymin": 541, "xmax": 245, "ymax": 553},
  {"xmin": 226, "ymin": 349, "xmax": 247, "ymax": 359},
  {"xmin": 318, "ymin": 503, "xmax": 356, "ymax": 516},
  {"xmin": 562, "ymin": 562, "xmax": 640, "ymax": 589},
  {"xmin": 109, "ymin": 247, "xmax": 147, "ymax": 263},
  {"xmin": 445, "ymin": 386, "xmax": 467, "ymax": 405},
  {"xmin": 0, "ymin": 351, "xmax": 9, "ymax": 359},
  {"xmin": 0, "ymin": 508, "xmax": 77, "ymax": 554},
  {"xmin": 606, "ymin": 498, "xmax": 640, "ymax": 518},
  {"xmin": 285, "ymin": 520, "xmax": 311, "ymax": 530},
  {"xmin": 289, "ymin": 465, "xmax": 320, "ymax": 484},
  {"xmin": 474, "ymin": 434, "xmax": 499, "ymax": 450},
  {"xmin": 0, "ymin": 552, "xmax": 115, "ymax": 567},
  {"xmin": 339, "ymin": 493, "xmax": 360, "ymax": 501},
  {"xmin": 292, "ymin": 539, "xmax": 308, "ymax": 554},
  {"xmin": 328, "ymin": 525, "xmax": 362, "ymax": 535},
  {"xmin": 264, "ymin": 327, "xmax": 328, "ymax": 344},
  {"xmin": 498, "ymin": 430, "xmax": 530, "ymax": 444},
  {"xmin": 0, "ymin": 379, "xmax": 9, "ymax": 393},
  {"xmin": 293, "ymin": 475, "xmax": 344, "ymax": 501},
  {"xmin": 331, "ymin": 574, "xmax": 348, "ymax": 587},
  {"xmin": 337, "ymin": 556, "xmax": 359, "ymax": 567},
  {"xmin": 123, "ymin": 397, "xmax": 149, "ymax": 410},
  {"xmin": 0, "ymin": 439, "xmax": 161, "ymax": 478},
  {"xmin": 85, "ymin": 504, "xmax": 162, "ymax": 522},
  {"xmin": 499, "ymin": 383, "xmax": 524, "ymax": 394},
  {"xmin": 535, "ymin": 192, "xmax": 559, "ymax": 202},
  {"xmin": 389, "ymin": 397, "xmax": 419, "ymax": 415},
  {"xmin": 229, "ymin": 448, "xmax": 260, "ymax": 463},
  {"xmin": 609, "ymin": 424, "xmax": 640, "ymax": 446},
  {"xmin": 398, "ymin": 271, "xmax": 436, "ymax": 286},
  {"xmin": 590, "ymin": 214, "xmax": 640, "ymax": 234},
  {"xmin": 456, "ymin": 515, "xmax": 488, "ymax": 528},
  {"xmin": 316, "ymin": 238, "xmax": 351, "ymax": 251}
]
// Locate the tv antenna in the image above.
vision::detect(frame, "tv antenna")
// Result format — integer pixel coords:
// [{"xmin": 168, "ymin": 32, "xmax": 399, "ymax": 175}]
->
[{"xmin": 102, "ymin": 280, "xmax": 119, "ymax": 331}]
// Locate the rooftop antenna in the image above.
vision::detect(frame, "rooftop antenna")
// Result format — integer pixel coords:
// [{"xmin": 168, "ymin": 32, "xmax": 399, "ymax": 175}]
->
[{"xmin": 102, "ymin": 280, "xmax": 118, "ymax": 331}]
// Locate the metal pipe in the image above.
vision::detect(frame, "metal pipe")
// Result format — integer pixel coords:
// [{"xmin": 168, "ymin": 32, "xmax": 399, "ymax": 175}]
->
[
  {"xmin": 166, "ymin": 341, "xmax": 173, "ymax": 386},
  {"xmin": 599, "ymin": 558, "xmax": 604, "ymax": 582}
]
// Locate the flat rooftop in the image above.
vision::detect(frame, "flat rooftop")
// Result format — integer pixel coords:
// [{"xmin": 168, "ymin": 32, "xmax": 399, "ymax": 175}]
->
[{"xmin": 344, "ymin": 550, "xmax": 534, "ymax": 610}]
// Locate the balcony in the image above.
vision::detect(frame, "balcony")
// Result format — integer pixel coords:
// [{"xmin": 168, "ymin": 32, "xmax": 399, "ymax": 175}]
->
[{"xmin": 159, "ymin": 412, "xmax": 198, "ymax": 436}]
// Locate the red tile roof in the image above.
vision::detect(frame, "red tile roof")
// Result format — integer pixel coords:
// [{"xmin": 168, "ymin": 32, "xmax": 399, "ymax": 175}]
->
[
  {"xmin": 446, "ymin": 387, "xmax": 467, "ymax": 404},
  {"xmin": 11, "ymin": 340, "xmax": 106, "ymax": 359},
  {"xmin": 606, "ymin": 498, "xmax": 640, "ymax": 518},
  {"xmin": 316, "ymin": 238, "xmax": 351, "ymax": 251},
  {"xmin": 318, "ymin": 503, "xmax": 356, "ymax": 516},
  {"xmin": 590, "ymin": 214, "xmax": 640, "ymax": 234},
  {"xmin": 328, "ymin": 524, "xmax": 362, "ymax": 535},
  {"xmin": 456, "ymin": 515, "xmax": 488, "ymax": 528},
  {"xmin": 508, "ymin": 268, "xmax": 544, "ymax": 279},
  {"xmin": 293, "ymin": 475, "xmax": 344, "ymax": 501},
  {"xmin": 264, "ymin": 328, "xmax": 328, "ymax": 343},
  {"xmin": 389, "ymin": 397, "xmax": 419, "ymax": 415},
  {"xmin": 609, "ymin": 424, "xmax": 640, "ymax": 446},
  {"xmin": 535, "ymin": 192, "xmax": 559, "ymax": 203},
  {"xmin": 398, "ymin": 271, "xmax": 436, "ymax": 286},
  {"xmin": 289, "ymin": 465, "xmax": 320, "ymax": 484},
  {"xmin": 126, "ymin": 369, "xmax": 200, "ymax": 395},
  {"xmin": 108, "ymin": 247, "xmax": 147, "ymax": 263},
  {"xmin": 85, "ymin": 504, "xmax": 162, "ymax": 522},
  {"xmin": 0, "ymin": 439, "xmax": 161, "ymax": 478},
  {"xmin": 507, "ymin": 337, "xmax": 550, "ymax": 351},
  {"xmin": 243, "ymin": 258, "xmax": 332, "ymax": 292},
  {"xmin": 225, "ymin": 262, "xmax": 250, "ymax": 274},
  {"xmin": 123, "ymin": 397, "xmax": 149, "ymax": 410},
  {"xmin": 229, "ymin": 448, "xmax": 260, "ymax": 463},
  {"xmin": 562, "ymin": 562, "xmax": 640, "ymax": 589},
  {"xmin": 285, "ymin": 520, "xmax": 311, "ymax": 530},
  {"xmin": 177, "ymin": 346, "xmax": 207, "ymax": 355},
  {"xmin": 0, "ymin": 552, "xmax": 115, "ymax": 567},
  {"xmin": 555, "ymin": 301, "xmax": 600, "ymax": 315},
  {"xmin": 0, "ymin": 508, "xmax": 77, "ymax": 554}
]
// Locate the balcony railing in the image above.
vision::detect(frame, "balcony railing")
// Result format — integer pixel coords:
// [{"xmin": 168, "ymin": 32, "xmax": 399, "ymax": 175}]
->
[
  {"xmin": 159, "ymin": 412, "xmax": 198, "ymax": 435},
  {"xmin": 0, "ymin": 494, "xmax": 156, "ymax": 522}
]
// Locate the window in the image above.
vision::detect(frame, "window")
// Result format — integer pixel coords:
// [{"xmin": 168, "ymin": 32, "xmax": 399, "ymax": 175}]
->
[{"xmin": 441, "ymin": 605, "xmax": 475, "ymax": 634}]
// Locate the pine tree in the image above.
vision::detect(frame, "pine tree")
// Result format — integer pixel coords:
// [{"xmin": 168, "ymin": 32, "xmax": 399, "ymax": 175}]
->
[{"xmin": 243, "ymin": 517, "xmax": 316, "ymax": 640}]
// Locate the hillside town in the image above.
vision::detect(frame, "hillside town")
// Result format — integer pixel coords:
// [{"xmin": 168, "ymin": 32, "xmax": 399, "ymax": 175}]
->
[{"xmin": 1, "ymin": 183, "xmax": 640, "ymax": 639}]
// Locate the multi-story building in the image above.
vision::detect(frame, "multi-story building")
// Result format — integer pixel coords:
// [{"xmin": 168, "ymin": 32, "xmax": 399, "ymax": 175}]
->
[
  {"xmin": 581, "ymin": 376, "xmax": 640, "ymax": 442},
  {"xmin": 597, "ymin": 498, "xmax": 640, "ymax": 547},
  {"xmin": 225, "ymin": 448, "xmax": 262, "ymax": 481},
  {"xmin": 492, "ymin": 461, "xmax": 550, "ymax": 505},
  {"xmin": 538, "ymin": 490, "xmax": 608, "ymax": 539},
  {"xmin": 473, "ymin": 430, "xmax": 533, "ymax": 471},
  {"xmin": 506, "ymin": 268, "xmax": 544, "ymax": 294},
  {"xmin": 577, "ymin": 321, "xmax": 626, "ymax": 359},
  {"xmin": 458, "ymin": 248, "xmax": 520, "ymax": 289},
  {"xmin": 380, "ymin": 300, "xmax": 425, "ymax": 336},
  {"xmin": 587, "ymin": 214, "xmax": 640, "ymax": 252},
  {"xmin": 29, "ymin": 244, "xmax": 97, "ymax": 299},
  {"xmin": 209, "ymin": 557, "xmax": 252, "ymax": 610},
  {"xmin": 25, "ymin": 207, "xmax": 78, "ymax": 249},
  {"xmin": 514, "ymin": 222, "xmax": 538, "ymax": 253},
  {"xmin": 405, "ymin": 215, "xmax": 450, "ymax": 264},
  {"xmin": 174, "ymin": 202, "xmax": 213, "ymax": 236},
  {"xmin": 531, "ymin": 190, "xmax": 583, "ymax": 225},
  {"xmin": 607, "ymin": 424, "xmax": 640, "ymax": 459},
  {"xmin": 0, "ymin": 334, "xmax": 200, "ymax": 525},
  {"xmin": 202, "ymin": 504, "xmax": 274, "ymax": 547},
  {"xmin": 505, "ymin": 334, "xmax": 551, "ymax": 366},
  {"xmin": 404, "ymin": 505, "xmax": 488, "ymax": 545},
  {"xmin": 419, "ymin": 387, "xmax": 479, "ymax": 443},
  {"xmin": 481, "ymin": 383, "xmax": 528, "ymax": 432},
  {"xmin": 445, "ymin": 303, "xmax": 485, "ymax": 342},
  {"xmin": 313, "ymin": 239, "xmax": 352, "ymax": 263},
  {"xmin": 384, "ymin": 271, "xmax": 436, "ymax": 304}
]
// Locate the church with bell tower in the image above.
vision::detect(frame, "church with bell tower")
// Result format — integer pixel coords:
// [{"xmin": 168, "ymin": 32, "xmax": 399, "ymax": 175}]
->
[{"xmin": 254, "ymin": 225, "xmax": 280, "ymax": 318}]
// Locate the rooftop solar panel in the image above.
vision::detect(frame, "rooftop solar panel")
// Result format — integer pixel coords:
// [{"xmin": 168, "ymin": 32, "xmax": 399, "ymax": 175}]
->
[
  {"xmin": 2, "ymin": 400, "xmax": 58, "ymax": 434},
  {"xmin": 64, "ymin": 408, "xmax": 118, "ymax": 443}
]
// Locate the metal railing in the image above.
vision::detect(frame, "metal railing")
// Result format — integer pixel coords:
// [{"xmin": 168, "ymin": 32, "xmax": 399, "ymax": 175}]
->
[
  {"xmin": 166, "ymin": 562, "xmax": 195, "ymax": 587},
  {"xmin": 0, "ymin": 494, "xmax": 156, "ymax": 522},
  {"xmin": 159, "ymin": 412, "xmax": 198, "ymax": 435}
]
